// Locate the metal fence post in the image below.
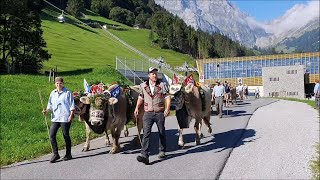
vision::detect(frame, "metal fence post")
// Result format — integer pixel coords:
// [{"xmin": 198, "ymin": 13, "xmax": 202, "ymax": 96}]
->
[
  {"xmin": 116, "ymin": 56, "xmax": 118, "ymax": 70},
  {"xmin": 125, "ymin": 57, "xmax": 127, "ymax": 78},
  {"xmin": 134, "ymin": 60, "xmax": 136, "ymax": 84}
]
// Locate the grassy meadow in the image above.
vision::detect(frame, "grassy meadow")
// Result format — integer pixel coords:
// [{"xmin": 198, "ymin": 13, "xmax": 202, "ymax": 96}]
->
[
  {"xmin": 0, "ymin": 7, "xmax": 195, "ymax": 167},
  {"xmin": 41, "ymin": 8, "xmax": 141, "ymax": 72},
  {"xmin": 0, "ymin": 67, "xmax": 132, "ymax": 166},
  {"xmin": 85, "ymin": 10, "xmax": 195, "ymax": 68}
]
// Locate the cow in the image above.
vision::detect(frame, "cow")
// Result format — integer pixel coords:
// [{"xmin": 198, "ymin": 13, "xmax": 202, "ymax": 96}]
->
[
  {"xmin": 74, "ymin": 84, "xmax": 128, "ymax": 154},
  {"xmin": 170, "ymin": 81, "xmax": 212, "ymax": 147},
  {"xmin": 125, "ymin": 85, "xmax": 144, "ymax": 146}
]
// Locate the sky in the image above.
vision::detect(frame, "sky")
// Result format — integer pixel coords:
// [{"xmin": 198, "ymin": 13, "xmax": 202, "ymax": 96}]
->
[{"xmin": 230, "ymin": 0, "xmax": 310, "ymax": 22}]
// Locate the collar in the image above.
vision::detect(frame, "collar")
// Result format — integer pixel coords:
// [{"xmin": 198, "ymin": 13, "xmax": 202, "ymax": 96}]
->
[
  {"xmin": 146, "ymin": 79, "xmax": 160, "ymax": 86},
  {"xmin": 54, "ymin": 87, "xmax": 66, "ymax": 93}
]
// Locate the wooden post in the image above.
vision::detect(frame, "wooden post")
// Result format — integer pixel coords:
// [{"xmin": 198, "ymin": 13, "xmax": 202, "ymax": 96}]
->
[{"xmin": 49, "ymin": 69, "xmax": 52, "ymax": 83}]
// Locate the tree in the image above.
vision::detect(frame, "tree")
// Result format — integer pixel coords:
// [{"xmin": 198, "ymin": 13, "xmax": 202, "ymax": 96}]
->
[
  {"xmin": 109, "ymin": 7, "xmax": 135, "ymax": 26},
  {"xmin": 66, "ymin": 0, "xmax": 84, "ymax": 18},
  {"xmin": 0, "ymin": 0, "xmax": 51, "ymax": 74},
  {"xmin": 91, "ymin": 0, "xmax": 110, "ymax": 17}
]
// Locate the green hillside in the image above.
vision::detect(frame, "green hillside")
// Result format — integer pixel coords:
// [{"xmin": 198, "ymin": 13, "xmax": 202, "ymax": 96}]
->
[
  {"xmin": 85, "ymin": 10, "xmax": 194, "ymax": 67},
  {"xmin": 41, "ymin": 7, "xmax": 194, "ymax": 73},
  {"xmin": 41, "ymin": 8, "xmax": 141, "ymax": 72},
  {"xmin": 0, "ymin": 7, "xmax": 195, "ymax": 167}
]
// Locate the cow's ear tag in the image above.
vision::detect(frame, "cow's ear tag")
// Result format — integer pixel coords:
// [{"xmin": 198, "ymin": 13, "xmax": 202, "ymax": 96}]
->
[
  {"xmin": 108, "ymin": 97, "xmax": 118, "ymax": 105},
  {"xmin": 80, "ymin": 97, "xmax": 90, "ymax": 104}
]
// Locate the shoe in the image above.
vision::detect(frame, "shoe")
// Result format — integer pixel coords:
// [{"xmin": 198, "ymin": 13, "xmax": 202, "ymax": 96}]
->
[
  {"xmin": 50, "ymin": 154, "xmax": 60, "ymax": 163},
  {"xmin": 158, "ymin": 151, "xmax": 166, "ymax": 159},
  {"xmin": 219, "ymin": 115, "xmax": 223, "ymax": 118},
  {"xmin": 63, "ymin": 155, "xmax": 72, "ymax": 161},
  {"xmin": 136, "ymin": 155, "xmax": 149, "ymax": 165}
]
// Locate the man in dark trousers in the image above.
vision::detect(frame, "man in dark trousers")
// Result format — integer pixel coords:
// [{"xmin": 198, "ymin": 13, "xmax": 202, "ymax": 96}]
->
[{"xmin": 134, "ymin": 67, "xmax": 171, "ymax": 165}]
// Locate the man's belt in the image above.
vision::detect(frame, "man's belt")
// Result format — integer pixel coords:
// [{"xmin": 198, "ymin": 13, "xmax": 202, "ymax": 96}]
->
[{"xmin": 145, "ymin": 110, "xmax": 164, "ymax": 113}]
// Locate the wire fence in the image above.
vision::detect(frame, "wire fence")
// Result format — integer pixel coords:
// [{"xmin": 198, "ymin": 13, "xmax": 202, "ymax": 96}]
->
[{"xmin": 116, "ymin": 57, "xmax": 176, "ymax": 84}]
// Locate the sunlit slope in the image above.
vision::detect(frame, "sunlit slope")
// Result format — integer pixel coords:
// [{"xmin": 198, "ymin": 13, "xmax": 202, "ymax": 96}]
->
[
  {"xmin": 85, "ymin": 10, "xmax": 195, "ymax": 67},
  {"xmin": 41, "ymin": 8, "xmax": 141, "ymax": 72}
]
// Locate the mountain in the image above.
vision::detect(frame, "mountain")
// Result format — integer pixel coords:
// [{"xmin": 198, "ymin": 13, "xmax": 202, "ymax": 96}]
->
[
  {"xmin": 256, "ymin": 2, "xmax": 320, "ymax": 51},
  {"xmin": 155, "ymin": 0, "xmax": 269, "ymax": 47},
  {"xmin": 276, "ymin": 26, "xmax": 320, "ymax": 53},
  {"xmin": 154, "ymin": 0, "xmax": 320, "ymax": 52}
]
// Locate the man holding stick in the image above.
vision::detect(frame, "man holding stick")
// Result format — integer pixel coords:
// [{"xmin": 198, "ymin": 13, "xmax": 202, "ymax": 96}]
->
[{"xmin": 42, "ymin": 77, "xmax": 75, "ymax": 163}]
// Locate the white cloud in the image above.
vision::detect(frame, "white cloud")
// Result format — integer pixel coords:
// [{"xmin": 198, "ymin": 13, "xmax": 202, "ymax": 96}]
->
[{"xmin": 263, "ymin": 1, "xmax": 320, "ymax": 36}]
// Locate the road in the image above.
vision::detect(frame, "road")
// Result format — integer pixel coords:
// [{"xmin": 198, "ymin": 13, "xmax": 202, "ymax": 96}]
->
[{"xmin": 1, "ymin": 98, "xmax": 282, "ymax": 179}]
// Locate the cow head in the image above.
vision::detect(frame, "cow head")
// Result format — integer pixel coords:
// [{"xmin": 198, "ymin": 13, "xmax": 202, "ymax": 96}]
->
[
  {"xmin": 169, "ymin": 75, "xmax": 198, "ymax": 110},
  {"xmin": 80, "ymin": 93, "xmax": 118, "ymax": 126},
  {"xmin": 169, "ymin": 83, "xmax": 184, "ymax": 110},
  {"xmin": 79, "ymin": 84, "xmax": 119, "ymax": 126}
]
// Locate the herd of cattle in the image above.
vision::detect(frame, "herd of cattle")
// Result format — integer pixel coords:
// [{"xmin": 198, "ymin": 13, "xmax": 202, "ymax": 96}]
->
[{"xmin": 73, "ymin": 79, "xmax": 213, "ymax": 154}]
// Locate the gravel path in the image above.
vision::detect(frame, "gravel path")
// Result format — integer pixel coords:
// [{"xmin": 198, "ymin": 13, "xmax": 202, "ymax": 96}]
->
[{"xmin": 220, "ymin": 100, "xmax": 319, "ymax": 179}]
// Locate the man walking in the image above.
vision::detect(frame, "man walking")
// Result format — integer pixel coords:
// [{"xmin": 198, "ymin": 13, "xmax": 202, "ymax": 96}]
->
[
  {"xmin": 314, "ymin": 80, "xmax": 320, "ymax": 109},
  {"xmin": 134, "ymin": 67, "xmax": 171, "ymax": 165},
  {"xmin": 211, "ymin": 80, "xmax": 225, "ymax": 118}
]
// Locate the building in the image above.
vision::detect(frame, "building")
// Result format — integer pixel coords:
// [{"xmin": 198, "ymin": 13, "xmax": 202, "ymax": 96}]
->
[
  {"xmin": 196, "ymin": 52, "xmax": 320, "ymax": 97},
  {"xmin": 262, "ymin": 65, "xmax": 305, "ymax": 99}
]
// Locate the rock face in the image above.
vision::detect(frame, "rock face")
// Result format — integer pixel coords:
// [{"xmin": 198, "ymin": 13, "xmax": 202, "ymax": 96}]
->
[{"xmin": 155, "ymin": 0, "xmax": 319, "ymax": 50}]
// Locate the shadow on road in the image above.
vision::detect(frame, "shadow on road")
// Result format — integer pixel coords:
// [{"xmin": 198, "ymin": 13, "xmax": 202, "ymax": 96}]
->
[
  {"xmin": 211, "ymin": 109, "xmax": 252, "ymax": 117},
  {"xmin": 121, "ymin": 128, "xmax": 257, "ymax": 165}
]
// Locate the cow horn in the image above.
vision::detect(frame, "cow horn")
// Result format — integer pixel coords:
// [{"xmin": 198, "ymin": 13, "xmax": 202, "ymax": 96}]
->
[
  {"xmin": 80, "ymin": 97, "xmax": 90, "ymax": 104},
  {"xmin": 108, "ymin": 97, "xmax": 118, "ymax": 105},
  {"xmin": 104, "ymin": 90, "xmax": 111, "ymax": 98},
  {"xmin": 184, "ymin": 83, "xmax": 194, "ymax": 93}
]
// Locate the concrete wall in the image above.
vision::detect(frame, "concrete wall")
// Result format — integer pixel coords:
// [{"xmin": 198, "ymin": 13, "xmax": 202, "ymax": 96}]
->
[{"xmin": 262, "ymin": 65, "xmax": 305, "ymax": 99}]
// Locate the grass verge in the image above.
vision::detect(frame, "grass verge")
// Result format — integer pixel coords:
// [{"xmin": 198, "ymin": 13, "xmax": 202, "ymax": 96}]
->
[{"xmin": 0, "ymin": 67, "xmax": 132, "ymax": 167}]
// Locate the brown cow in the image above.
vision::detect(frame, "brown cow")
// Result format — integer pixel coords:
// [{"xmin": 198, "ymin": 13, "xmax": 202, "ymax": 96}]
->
[
  {"xmin": 126, "ymin": 85, "xmax": 144, "ymax": 145},
  {"xmin": 76, "ymin": 84, "xmax": 128, "ymax": 153},
  {"xmin": 170, "ymin": 82, "xmax": 212, "ymax": 146}
]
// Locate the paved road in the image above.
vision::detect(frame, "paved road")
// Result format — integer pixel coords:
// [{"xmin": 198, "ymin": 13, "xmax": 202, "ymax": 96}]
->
[
  {"xmin": 220, "ymin": 100, "xmax": 319, "ymax": 179},
  {"xmin": 1, "ymin": 98, "xmax": 293, "ymax": 179}
]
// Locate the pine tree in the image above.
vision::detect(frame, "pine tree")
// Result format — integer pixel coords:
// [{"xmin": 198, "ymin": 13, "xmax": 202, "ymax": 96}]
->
[
  {"xmin": 66, "ymin": 0, "xmax": 84, "ymax": 18},
  {"xmin": 0, "ymin": 0, "xmax": 51, "ymax": 74}
]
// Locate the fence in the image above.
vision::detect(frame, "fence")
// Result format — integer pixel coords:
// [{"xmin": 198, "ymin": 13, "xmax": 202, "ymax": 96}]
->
[{"xmin": 116, "ymin": 57, "xmax": 177, "ymax": 84}]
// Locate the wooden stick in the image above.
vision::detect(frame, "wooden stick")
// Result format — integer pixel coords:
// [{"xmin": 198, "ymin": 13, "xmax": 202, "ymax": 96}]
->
[
  {"xmin": 38, "ymin": 90, "xmax": 53, "ymax": 152},
  {"xmin": 135, "ymin": 117, "xmax": 142, "ymax": 147}
]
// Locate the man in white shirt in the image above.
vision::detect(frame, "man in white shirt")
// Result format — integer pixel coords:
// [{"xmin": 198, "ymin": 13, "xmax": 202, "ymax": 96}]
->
[
  {"xmin": 211, "ymin": 80, "xmax": 225, "ymax": 118},
  {"xmin": 237, "ymin": 83, "xmax": 244, "ymax": 100},
  {"xmin": 314, "ymin": 80, "xmax": 320, "ymax": 109}
]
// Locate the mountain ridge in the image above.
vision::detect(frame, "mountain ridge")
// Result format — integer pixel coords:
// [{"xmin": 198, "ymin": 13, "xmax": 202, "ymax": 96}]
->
[{"xmin": 155, "ymin": 0, "xmax": 320, "ymax": 52}]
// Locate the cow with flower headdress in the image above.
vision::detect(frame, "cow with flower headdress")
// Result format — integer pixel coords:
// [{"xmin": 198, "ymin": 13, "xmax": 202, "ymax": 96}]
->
[
  {"xmin": 169, "ymin": 74, "xmax": 212, "ymax": 147},
  {"xmin": 73, "ymin": 81, "xmax": 128, "ymax": 153}
]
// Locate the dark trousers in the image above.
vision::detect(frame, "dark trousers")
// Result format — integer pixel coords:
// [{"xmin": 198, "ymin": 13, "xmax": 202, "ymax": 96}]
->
[
  {"xmin": 215, "ymin": 96, "xmax": 223, "ymax": 117},
  {"xmin": 50, "ymin": 122, "xmax": 71, "ymax": 156},
  {"xmin": 316, "ymin": 96, "xmax": 320, "ymax": 109},
  {"xmin": 141, "ymin": 112, "xmax": 166, "ymax": 158}
]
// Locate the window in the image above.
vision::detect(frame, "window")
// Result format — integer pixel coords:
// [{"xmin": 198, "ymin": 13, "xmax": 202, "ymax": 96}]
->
[
  {"xmin": 288, "ymin": 92, "xmax": 299, "ymax": 96},
  {"xmin": 269, "ymin": 77, "xmax": 279, "ymax": 81},
  {"xmin": 287, "ymin": 70, "xmax": 297, "ymax": 74}
]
